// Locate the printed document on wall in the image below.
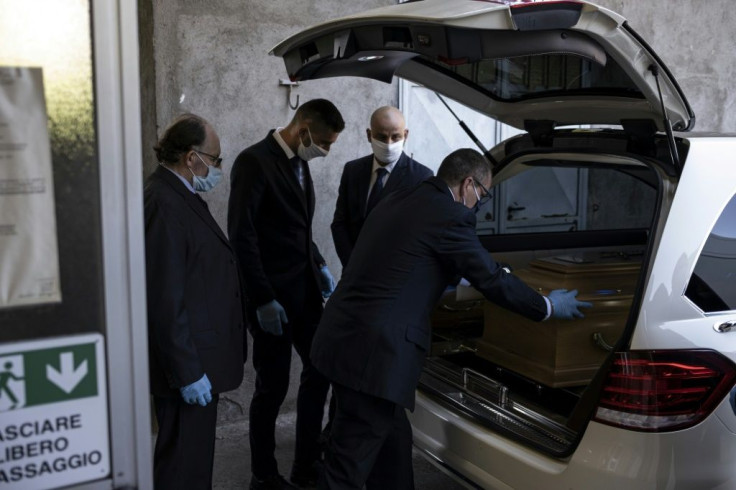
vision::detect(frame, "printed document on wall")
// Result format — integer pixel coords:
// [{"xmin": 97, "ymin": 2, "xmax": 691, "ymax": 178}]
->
[{"xmin": 0, "ymin": 67, "xmax": 61, "ymax": 308}]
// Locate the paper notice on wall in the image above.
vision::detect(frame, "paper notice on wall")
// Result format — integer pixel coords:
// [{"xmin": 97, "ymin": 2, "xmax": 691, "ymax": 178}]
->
[{"xmin": 0, "ymin": 67, "xmax": 61, "ymax": 308}]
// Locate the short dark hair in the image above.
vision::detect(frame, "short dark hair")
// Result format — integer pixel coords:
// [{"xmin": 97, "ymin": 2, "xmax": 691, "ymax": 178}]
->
[
  {"xmin": 437, "ymin": 149, "xmax": 491, "ymax": 186},
  {"xmin": 154, "ymin": 113, "xmax": 207, "ymax": 164},
  {"xmin": 294, "ymin": 99, "xmax": 345, "ymax": 133}
]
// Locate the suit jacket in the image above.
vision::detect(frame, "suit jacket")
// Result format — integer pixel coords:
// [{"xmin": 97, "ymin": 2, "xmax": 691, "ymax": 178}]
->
[
  {"xmin": 311, "ymin": 177, "xmax": 547, "ymax": 410},
  {"xmin": 144, "ymin": 166, "xmax": 245, "ymax": 397},
  {"xmin": 228, "ymin": 130, "xmax": 325, "ymax": 325},
  {"xmin": 331, "ymin": 152, "xmax": 433, "ymax": 267}
]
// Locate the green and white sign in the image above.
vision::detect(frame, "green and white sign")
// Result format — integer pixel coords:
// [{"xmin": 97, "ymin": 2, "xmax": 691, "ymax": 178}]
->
[{"xmin": 0, "ymin": 333, "xmax": 109, "ymax": 489}]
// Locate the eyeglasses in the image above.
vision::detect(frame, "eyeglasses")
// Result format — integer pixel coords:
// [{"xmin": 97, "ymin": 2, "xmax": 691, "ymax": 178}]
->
[
  {"xmin": 194, "ymin": 150, "xmax": 222, "ymax": 167},
  {"xmin": 473, "ymin": 179, "xmax": 492, "ymax": 206}
]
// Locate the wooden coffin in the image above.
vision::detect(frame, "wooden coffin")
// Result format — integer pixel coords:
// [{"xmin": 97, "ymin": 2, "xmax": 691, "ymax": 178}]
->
[{"xmin": 476, "ymin": 253, "xmax": 641, "ymax": 387}]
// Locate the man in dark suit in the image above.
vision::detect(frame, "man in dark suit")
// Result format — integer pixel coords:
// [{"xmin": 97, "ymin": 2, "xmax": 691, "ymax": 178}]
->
[
  {"xmin": 331, "ymin": 106, "xmax": 433, "ymax": 267},
  {"xmin": 228, "ymin": 99, "xmax": 345, "ymax": 490},
  {"xmin": 312, "ymin": 149, "xmax": 591, "ymax": 489},
  {"xmin": 145, "ymin": 114, "xmax": 245, "ymax": 489}
]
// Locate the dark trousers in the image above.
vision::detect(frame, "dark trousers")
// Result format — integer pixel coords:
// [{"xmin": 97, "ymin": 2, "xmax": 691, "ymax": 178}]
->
[
  {"xmin": 249, "ymin": 317, "xmax": 330, "ymax": 478},
  {"xmin": 320, "ymin": 384, "xmax": 414, "ymax": 490},
  {"xmin": 153, "ymin": 393, "xmax": 219, "ymax": 490}
]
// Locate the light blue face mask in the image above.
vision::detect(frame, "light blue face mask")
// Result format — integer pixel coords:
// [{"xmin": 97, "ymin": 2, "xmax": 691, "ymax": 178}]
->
[{"xmin": 191, "ymin": 152, "xmax": 223, "ymax": 192}]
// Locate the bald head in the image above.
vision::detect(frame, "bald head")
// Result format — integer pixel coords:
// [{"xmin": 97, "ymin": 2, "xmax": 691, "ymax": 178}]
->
[{"xmin": 370, "ymin": 106, "xmax": 405, "ymax": 130}]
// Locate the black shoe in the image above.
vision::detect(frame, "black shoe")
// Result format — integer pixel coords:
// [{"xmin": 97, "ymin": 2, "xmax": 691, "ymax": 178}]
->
[
  {"xmin": 290, "ymin": 460, "xmax": 323, "ymax": 488},
  {"xmin": 250, "ymin": 474, "xmax": 298, "ymax": 490}
]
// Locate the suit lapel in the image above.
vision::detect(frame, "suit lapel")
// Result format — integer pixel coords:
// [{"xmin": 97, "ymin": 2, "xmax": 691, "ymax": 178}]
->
[
  {"xmin": 358, "ymin": 156, "xmax": 374, "ymax": 217},
  {"xmin": 267, "ymin": 135, "xmax": 309, "ymax": 216},
  {"xmin": 304, "ymin": 161, "xmax": 315, "ymax": 220},
  {"xmin": 155, "ymin": 166, "xmax": 231, "ymax": 248},
  {"xmin": 383, "ymin": 152, "xmax": 409, "ymax": 195}
]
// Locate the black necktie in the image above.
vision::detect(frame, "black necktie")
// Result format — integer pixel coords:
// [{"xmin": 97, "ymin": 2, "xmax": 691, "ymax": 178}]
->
[
  {"xmin": 291, "ymin": 157, "xmax": 306, "ymax": 191},
  {"xmin": 366, "ymin": 167, "xmax": 388, "ymax": 215}
]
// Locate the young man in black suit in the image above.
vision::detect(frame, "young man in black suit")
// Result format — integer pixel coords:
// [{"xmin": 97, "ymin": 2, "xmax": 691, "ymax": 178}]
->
[
  {"xmin": 228, "ymin": 99, "xmax": 345, "ymax": 490},
  {"xmin": 312, "ymin": 149, "xmax": 592, "ymax": 489},
  {"xmin": 145, "ymin": 114, "xmax": 246, "ymax": 489},
  {"xmin": 331, "ymin": 106, "xmax": 433, "ymax": 267}
]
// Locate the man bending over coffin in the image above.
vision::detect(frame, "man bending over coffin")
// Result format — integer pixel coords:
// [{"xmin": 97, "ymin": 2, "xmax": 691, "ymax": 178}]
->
[{"xmin": 311, "ymin": 148, "xmax": 591, "ymax": 490}]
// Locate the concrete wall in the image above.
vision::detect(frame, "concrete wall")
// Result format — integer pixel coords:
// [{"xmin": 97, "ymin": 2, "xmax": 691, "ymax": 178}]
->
[
  {"xmin": 592, "ymin": 0, "xmax": 736, "ymax": 133},
  {"xmin": 142, "ymin": 0, "xmax": 736, "ymax": 425}
]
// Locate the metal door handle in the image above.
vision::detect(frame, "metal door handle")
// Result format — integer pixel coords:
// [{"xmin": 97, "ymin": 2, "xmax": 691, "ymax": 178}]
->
[
  {"xmin": 507, "ymin": 204, "xmax": 526, "ymax": 221},
  {"xmin": 714, "ymin": 321, "xmax": 736, "ymax": 333}
]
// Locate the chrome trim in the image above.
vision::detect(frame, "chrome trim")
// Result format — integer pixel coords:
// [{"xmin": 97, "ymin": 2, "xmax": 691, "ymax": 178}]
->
[{"xmin": 420, "ymin": 358, "xmax": 577, "ymax": 455}]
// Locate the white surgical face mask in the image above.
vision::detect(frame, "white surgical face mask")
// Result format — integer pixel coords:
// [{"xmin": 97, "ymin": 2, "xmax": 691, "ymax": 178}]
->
[
  {"xmin": 191, "ymin": 153, "xmax": 223, "ymax": 192},
  {"xmin": 297, "ymin": 127, "xmax": 329, "ymax": 161},
  {"xmin": 371, "ymin": 138, "xmax": 403, "ymax": 165}
]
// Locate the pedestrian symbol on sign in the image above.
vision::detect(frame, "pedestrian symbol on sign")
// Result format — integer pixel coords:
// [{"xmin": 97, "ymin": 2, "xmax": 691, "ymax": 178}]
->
[{"xmin": 0, "ymin": 355, "xmax": 26, "ymax": 411}]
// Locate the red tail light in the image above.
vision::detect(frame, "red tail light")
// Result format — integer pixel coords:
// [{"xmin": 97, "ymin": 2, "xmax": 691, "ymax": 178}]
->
[{"xmin": 594, "ymin": 350, "xmax": 736, "ymax": 432}]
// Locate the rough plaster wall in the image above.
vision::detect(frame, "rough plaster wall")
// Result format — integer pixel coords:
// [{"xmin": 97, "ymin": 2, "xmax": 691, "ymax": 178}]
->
[
  {"xmin": 592, "ymin": 0, "xmax": 736, "ymax": 133},
  {"xmin": 152, "ymin": 0, "xmax": 396, "ymax": 282},
  {"xmin": 138, "ymin": 0, "xmax": 157, "ymax": 177},
  {"xmin": 151, "ymin": 1, "xmax": 395, "ymax": 425}
]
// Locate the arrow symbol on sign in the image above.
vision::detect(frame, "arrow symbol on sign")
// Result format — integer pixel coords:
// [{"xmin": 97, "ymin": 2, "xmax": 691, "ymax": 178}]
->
[{"xmin": 46, "ymin": 352, "xmax": 88, "ymax": 394}]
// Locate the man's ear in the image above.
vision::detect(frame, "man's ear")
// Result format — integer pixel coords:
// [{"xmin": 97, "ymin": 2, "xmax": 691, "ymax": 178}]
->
[
  {"xmin": 366, "ymin": 129, "xmax": 372, "ymax": 144},
  {"xmin": 403, "ymin": 129, "xmax": 409, "ymax": 141},
  {"xmin": 298, "ymin": 126, "xmax": 310, "ymax": 145},
  {"xmin": 458, "ymin": 176, "xmax": 473, "ymax": 198},
  {"xmin": 185, "ymin": 149, "xmax": 196, "ymax": 168},
  {"xmin": 456, "ymin": 179, "xmax": 466, "ymax": 200}
]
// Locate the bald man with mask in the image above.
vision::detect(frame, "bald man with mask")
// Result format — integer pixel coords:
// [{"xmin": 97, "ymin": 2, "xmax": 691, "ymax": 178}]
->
[{"xmin": 331, "ymin": 106, "xmax": 433, "ymax": 268}]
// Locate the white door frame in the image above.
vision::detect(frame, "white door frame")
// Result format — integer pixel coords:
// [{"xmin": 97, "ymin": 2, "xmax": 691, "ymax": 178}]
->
[{"xmin": 92, "ymin": 0, "xmax": 152, "ymax": 488}]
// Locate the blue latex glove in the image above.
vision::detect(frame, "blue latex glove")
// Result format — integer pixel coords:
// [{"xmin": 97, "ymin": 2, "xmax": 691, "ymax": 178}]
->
[
  {"xmin": 180, "ymin": 374, "xmax": 212, "ymax": 406},
  {"xmin": 319, "ymin": 265, "xmax": 336, "ymax": 299},
  {"xmin": 547, "ymin": 289, "xmax": 592, "ymax": 320},
  {"xmin": 256, "ymin": 299, "xmax": 288, "ymax": 336}
]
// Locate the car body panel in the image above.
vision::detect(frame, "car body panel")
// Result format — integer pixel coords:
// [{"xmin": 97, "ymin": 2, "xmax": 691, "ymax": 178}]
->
[
  {"xmin": 271, "ymin": 0, "xmax": 693, "ymax": 131},
  {"xmin": 410, "ymin": 390, "xmax": 736, "ymax": 489},
  {"xmin": 632, "ymin": 138, "xmax": 736, "ymax": 356}
]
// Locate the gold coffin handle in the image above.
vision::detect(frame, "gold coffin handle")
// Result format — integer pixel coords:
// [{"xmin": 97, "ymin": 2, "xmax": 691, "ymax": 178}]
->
[
  {"xmin": 441, "ymin": 300, "xmax": 483, "ymax": 312},
  {"xmin": 593, "ymin": 332, "xmax": 614, "ymax": 352}
]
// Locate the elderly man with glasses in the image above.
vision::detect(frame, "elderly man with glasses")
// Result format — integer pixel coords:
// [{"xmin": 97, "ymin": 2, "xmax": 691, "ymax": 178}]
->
[{"xmin": 145, "ymin": 113, "xmax": 245, "ymax": 489}]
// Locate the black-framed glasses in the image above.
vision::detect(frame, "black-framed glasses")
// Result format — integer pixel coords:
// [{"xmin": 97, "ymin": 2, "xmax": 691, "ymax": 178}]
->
[
  {"xmin": 473, "ymin": 179, "xmax": 492, "ymax": 206},
  {"xmin": 194, "ymin": 150, "xmax": 222, "ymax": 167}
]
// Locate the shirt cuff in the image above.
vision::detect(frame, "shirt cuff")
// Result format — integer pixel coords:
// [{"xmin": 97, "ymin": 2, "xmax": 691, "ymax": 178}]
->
[{"xmin": 542, "ymin": 295, "xmax": 552, "ymax": 321}]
